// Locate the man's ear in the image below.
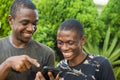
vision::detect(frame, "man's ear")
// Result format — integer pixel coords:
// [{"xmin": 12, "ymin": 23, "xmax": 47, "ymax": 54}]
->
[
  {"xmin": 8, "ymin": 15, "xmax": 13, "ymax": 25},
  {"xmin": 80, "ymin": 35, "xmax": 86, "ymax": 46}
]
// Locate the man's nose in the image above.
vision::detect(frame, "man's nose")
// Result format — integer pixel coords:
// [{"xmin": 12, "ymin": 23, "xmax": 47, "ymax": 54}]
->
[
  {"xmin": 26, "ymin": 24, "xmax": 35, "ymax": 31},
  {"xmin": 61, "ymin": 44, "xmax": 69, "ymax": 51}
]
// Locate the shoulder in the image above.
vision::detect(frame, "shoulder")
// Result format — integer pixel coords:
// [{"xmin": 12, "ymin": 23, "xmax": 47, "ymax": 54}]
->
[
  {"xmin": 56, "ymin": 59, "xmax": 69, "ymax": 69},
  {"xmin": 0, "ymin": 37, "xmax": 9, "ymax": 47},
  {"xmin": 0, "ymin": 36, "xmax": 8, "ymax": 41},
  {"xmin": 88, "ymin": 54, "xmax": 108, "ymax": 63},
  {"xmin": 87, "ymin": 54, "xmax": 115, "ymax": 80},
  {"xmin": 87, "ymin": 54, "xmax": 112, "ymax": 68}
]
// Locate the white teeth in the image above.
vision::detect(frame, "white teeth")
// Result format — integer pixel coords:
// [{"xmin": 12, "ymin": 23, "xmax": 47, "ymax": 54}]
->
[{"xmin": 63, "ymin": 52, "xmax": 71, "ymax": 56}]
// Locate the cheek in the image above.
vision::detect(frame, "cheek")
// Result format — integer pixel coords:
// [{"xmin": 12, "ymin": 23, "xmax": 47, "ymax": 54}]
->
[
  {"xmin": 12, "ymin": 25, "xmax": 18, "ymax": 33},
  {"xmin": 72, "ymin": 47, "xmax": 79, "ymax": 51},
  {"xmin": 12, "ymin": 23, "xmax": 21, "ymax": 31},
  {"xmin": 13, "ymin": 26, "xmax": 21, "ymax": 31},
  {"xmin": 12, "ymin": 26, "xmax": 24, "ymax": 35},
  {"xmin": 72, "ymin": 45, "xmax": 81, "ymax": 52},
  {"xmin": 57, "ymin": 44, "xmax": 61, "ymax": 49}
]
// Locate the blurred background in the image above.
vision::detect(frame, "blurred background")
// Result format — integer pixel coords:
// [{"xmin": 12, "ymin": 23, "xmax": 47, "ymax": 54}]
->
[{"xmin": 0, "ymin": 0, "xmax": 120, "ymax": 79}]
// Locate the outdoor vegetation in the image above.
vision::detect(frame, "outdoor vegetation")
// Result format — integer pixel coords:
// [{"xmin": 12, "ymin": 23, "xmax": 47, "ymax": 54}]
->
[{"xmin": 0, "ymin": 0, "xmax": 120, "ymax": 79}]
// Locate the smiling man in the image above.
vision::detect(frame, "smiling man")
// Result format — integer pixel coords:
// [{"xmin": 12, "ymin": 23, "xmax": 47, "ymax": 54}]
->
[
  {"xmin": 0, "ymin": 0, "xmax": 55, "ymax": 80},
  {"xmin": 56, "ymin": 19, "xmax": 115, "ymax": 80}
]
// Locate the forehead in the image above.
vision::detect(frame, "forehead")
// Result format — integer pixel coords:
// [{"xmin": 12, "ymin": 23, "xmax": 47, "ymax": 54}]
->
[
  {"xmin": 15, "ymin": 8, "xmax": 38, "ymax": 20},
  {"xmin": 57, "ymin": 30, "xmax": 79, "ymax": 40}
]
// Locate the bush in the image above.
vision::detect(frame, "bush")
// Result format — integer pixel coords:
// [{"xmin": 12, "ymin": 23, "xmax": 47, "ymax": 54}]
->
[
  {"xmin": 100, "ymin": 0, "xmax": 120, "ymax": 38},
  {"xmin": 0, "ymin": 0, "xmax": 13, "ymax": 38},
  {"xmin": 83, "ymin": 27, "xmax": 120, "ymax": 80},
  {"xmin": 33, "ymin": 0, "xmax": 105, "ymax": 54}
]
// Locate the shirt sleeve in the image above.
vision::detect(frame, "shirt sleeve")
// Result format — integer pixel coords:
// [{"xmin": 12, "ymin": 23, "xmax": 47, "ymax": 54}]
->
[{"xmin": 98, "ymin": 58, "xmax": 116, "ymax": 80}]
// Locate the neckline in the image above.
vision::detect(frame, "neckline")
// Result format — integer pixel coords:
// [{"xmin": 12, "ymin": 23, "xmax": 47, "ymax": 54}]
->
[
  {"xmin": 68, "ymin": 53, "xmax": 89, "ymax": 67},
  {"xmin": 8, "ymin": 36, "xmax": 31, "ymax": 49}
]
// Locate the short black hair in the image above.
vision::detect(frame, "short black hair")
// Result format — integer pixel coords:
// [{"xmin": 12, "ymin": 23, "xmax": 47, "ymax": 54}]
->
[
  {"xmin": 10, "ymin": 0, "xmax": 37, "ymax": 18},
  {"xmin": 58, "ymin": 19, "xmax": 84, "ymax": 38}
]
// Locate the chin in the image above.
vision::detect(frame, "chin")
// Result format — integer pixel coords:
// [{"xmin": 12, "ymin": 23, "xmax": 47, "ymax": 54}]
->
[
  {"xmin": 64, "ymin": 56, "xmax": 72, "ymax": 60},
  {"xmin": 21, "ymin": 38, "xmax": 31, "ymax": 43}
]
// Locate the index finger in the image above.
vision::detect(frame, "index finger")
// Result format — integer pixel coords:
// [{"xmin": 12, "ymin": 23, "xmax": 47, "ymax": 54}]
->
[
  {"xmin": 26, "ymin": 56, "xmax": 40, "ymax": 67},
  {"xmin": 48, "ymin": 72, "xmax": 54, "ymax": 80},
  {"xmin": 55, "ymin": 73, "xmax": 60, "ymax": 80}
]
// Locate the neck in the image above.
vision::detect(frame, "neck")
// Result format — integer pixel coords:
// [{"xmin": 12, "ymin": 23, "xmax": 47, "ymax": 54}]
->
[
  {"xmin": 9, "ymin": 36, "xmax": 29, "ymax": 48},
  {"xmin": 68, "ymin": 51, "xmax": 87, "ymax": 66}
]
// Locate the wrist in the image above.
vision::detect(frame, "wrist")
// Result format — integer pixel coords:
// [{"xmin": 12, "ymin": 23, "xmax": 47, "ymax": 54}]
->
[
  {"xmin": 0, "ymin": 59, "xmax": 12, "ymax": 80},
  {"xmin": 1, "ymin": 59, "xmax": 12, "ymax": 71}
]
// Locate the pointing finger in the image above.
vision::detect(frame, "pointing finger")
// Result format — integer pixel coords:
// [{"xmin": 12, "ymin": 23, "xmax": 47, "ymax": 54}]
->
[{"xmin": 26, "ymin": 56, "xmax": 40, "ymax": 67}]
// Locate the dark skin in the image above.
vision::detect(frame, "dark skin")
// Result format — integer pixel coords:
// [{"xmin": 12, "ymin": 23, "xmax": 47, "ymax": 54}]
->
[
  {"xmin": 35, "ymin": 72, "xmax": 59, "ymax": 80},
  {"xmin": 0, "ymin": 8, "xmax": 58, "ymax": 80},
  {"xmin": 57, "ymin": 30, "xmax": 87, "ymax": 66},
  {"xmin": 0, "ymin": 55, "xmax": 40, "ymax": 80},
  {"xmin": 35, "ymin": 29, "xmax": 87, "ymax": 80},
  {"xmin": 0, "ymin": 8, "xmax": 40, "ymax": 80}
]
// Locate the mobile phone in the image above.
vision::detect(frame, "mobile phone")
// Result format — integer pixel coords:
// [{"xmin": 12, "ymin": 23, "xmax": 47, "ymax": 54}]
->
[{"xmin": 41, "ymin": 66, "xmax": 60, "ymax": 80}]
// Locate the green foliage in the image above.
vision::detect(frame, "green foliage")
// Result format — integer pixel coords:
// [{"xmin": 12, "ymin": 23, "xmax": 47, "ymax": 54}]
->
[
  {"xmin": 83, "ymin": 27, "xmax": 120, "ymax": 80},
  {"xmin": 0, "ymin": 0, "xmax": 119, "ymax": 79},
  {"xmin": 101, "ymin": 0, "xmax": 120, "ymax": 37},
  {"xmin": 0, "ymin": 0, "xmax": 13, "ymax": 38},
  {"xmin": 33, "ymin": 0, "xmax": 104, "ymax": 49},
  {"xmin": 33, "ymin": 24, "xmax": 55, "ymax": 49},
  {"xmin": 0, "ymin": 21, "xmax": 1, "ymax": 28},
  {"xmin": 113, "ymin": 67, "xmax": 120, "ymax": 80}
]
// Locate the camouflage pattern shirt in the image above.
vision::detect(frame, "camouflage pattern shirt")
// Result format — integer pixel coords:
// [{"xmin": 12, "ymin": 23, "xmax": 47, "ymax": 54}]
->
[{"xmin": 56, "ymin": 54, "xmax": 115, "ymax": 80}]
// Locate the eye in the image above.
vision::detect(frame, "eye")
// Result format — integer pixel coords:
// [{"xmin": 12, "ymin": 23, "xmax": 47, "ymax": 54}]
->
[
  {"xmin": 68, "ymin": 41, "xmax": 75, "ymax": 45},
  {"xmin": 33, "ymin": 20, "xmax": 38, "ymax": 26},
  {"xmin": 57, "ymin": 40, "xmax": 63, "ymax": 45},
  {"xmin": 21, "ymin": 21, "xmax": 29, "ymax": 25}
]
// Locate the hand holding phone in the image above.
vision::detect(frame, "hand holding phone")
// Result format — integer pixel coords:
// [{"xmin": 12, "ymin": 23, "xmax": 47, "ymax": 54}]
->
[{"xmin": 41, "ymin": 66, "xmax": 60, "ymax": 80}]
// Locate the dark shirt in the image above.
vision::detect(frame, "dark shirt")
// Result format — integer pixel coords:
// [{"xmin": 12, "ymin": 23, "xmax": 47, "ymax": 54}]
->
[
  {"xmin": 57, "ymin": 54, "xmax": 115, "ymax": 80},
  {"xmin": 0, "ymin": 36, "xmax": 55, "ymax": 80}
]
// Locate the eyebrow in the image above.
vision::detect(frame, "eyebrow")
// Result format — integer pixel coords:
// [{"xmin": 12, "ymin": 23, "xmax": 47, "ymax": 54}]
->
[{"xmin": 20, "ymin": 19, "xmax": 38, "ymax": 23}]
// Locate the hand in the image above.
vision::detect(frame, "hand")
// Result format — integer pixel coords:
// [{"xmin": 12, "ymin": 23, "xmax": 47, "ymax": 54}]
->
[
  {"xmin": 35, "ymin": 71, "xmax": 59, "ymax": 80},
  {"xmin": 48, "ymin": 72, "xmax": 59, "ymax": 80},
  {"xmin": 5, "ymin": 55, "xmax": 40, "ymax": 72}
]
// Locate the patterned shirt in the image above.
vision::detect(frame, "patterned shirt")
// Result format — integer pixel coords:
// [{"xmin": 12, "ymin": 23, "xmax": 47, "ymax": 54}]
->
[{"xmin": 56, "ymin": 54, "xmax": 115, "ymax": 80}]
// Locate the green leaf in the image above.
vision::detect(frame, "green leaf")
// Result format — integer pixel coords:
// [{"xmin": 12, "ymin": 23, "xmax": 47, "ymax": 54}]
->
[
  {"xmin": 102, "ymin": 27, "xmax": 110, "ymax": 57},
  {"xmin": 107, "ymin": 35, "xmax": 118, "ymax": 57},
  {"xmin": 109, "ymin": 49, "xmax": 120, "ymax": 62}
]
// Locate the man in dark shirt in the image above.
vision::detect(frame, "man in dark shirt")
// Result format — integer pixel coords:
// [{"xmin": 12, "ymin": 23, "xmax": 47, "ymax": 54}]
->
[
  {"xmin": 56, "ymin": 19, "xmax": 116, "ymax": 80},
  {"xmin": 35, "ymin": 19, "xmax": 116, "ymax": 80},
  {"xmin": 0, "ymin": 0, "xmax": 55, "ymax": 80}
]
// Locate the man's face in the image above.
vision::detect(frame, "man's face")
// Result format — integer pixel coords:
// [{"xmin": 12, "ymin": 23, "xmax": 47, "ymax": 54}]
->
[
  {"xmin": 57, "ymin": 30, "xmax": 85, "ymax": 61},
  {"xmin": 9, "ymin": 8, "xmax": 38, "ymax": 43}
]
